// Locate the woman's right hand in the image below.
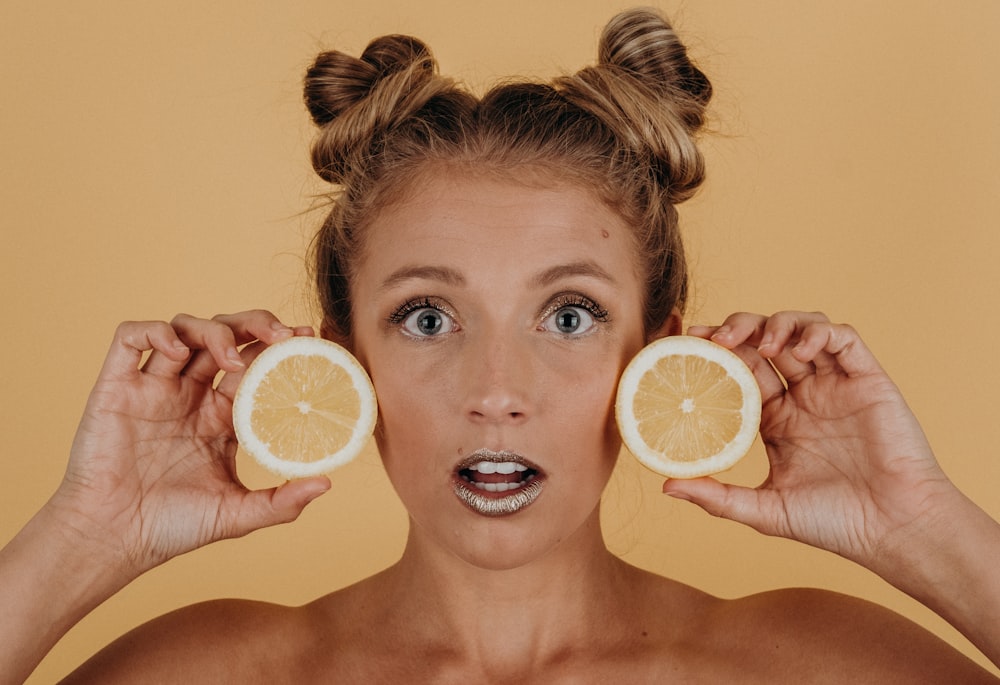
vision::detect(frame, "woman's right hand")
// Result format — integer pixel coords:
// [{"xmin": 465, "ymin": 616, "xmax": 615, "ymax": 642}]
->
[{"xmin": 49, "ymin": 310, "xmax": 331, "ymax": 578}]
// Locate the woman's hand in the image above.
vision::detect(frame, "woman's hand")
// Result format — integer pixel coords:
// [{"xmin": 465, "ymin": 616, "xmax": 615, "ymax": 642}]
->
[
  {"xmin": 662, "ymin": 311, "xmax": 955, "ymax": 567},
  {"xmin": 50, "ymin": 310, "xmax": 331, "ymax": 578}
]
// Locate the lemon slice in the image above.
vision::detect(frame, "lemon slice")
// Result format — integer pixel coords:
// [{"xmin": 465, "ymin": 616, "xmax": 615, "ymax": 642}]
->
[
  {"xmin": 233, "ymin": 337, "xmax": 377, "ymax": 479},
  {"xmin": 615, "ymin": 335, "xmax": 761, "ymax": 478}
]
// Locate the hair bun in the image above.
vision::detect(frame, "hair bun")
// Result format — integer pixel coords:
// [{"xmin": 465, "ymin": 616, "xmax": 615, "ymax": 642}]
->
[
  {"xmin": 598, "ymin": 8, "xmax": 711, "ymax": 131},
  {"xmin": 304, "ymin": 35, "xmax": 433, "ymax": 126},
  {"xmin": 549, "ymin": 7, "xmax": 712, "ymax": 204},
  {"xmin": 361, "ymin": 34, "xmax": 432, "ymax": 80},
  {"xmin": 304, "ymin": 35, "xmax": 448, "ymax": 183}
]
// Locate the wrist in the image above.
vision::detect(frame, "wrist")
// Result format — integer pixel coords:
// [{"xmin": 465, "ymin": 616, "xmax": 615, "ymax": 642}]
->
[
  {"xmin": 36, "ymin": 502, "xmax": 136, "ymax": 596},
  {"xmin": 0, "ymin": 496, "xmax": 140, "ymax": 684},
  {"xmin": 39, "ymin": 488, "xmax": 143, "ymax": 591},
  {"xmin": 870, "ymin": 483, "xmax": 1000, "ymax": 662},
  {"xmin": 873, "ymin": 481, "xmax": 975, "ymax": 576}
]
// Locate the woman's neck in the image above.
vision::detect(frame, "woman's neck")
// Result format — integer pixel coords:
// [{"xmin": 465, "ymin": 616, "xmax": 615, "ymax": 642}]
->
[{"xmin": 372, "ymin": 506, "xmax": 645, "ymax": 669}]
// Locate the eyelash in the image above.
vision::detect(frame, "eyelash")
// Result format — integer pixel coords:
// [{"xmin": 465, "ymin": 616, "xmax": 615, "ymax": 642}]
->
[
  {"xmin": 543, "ymin": 293, "xmax": 610, "ymax": 324},
  {"xmin": 386, "ymin": 297, "xmax": 447, "ymax": 325},
  {"xmin": 385, "ymin": 293, "xmax": 610, "ymax": 331}
]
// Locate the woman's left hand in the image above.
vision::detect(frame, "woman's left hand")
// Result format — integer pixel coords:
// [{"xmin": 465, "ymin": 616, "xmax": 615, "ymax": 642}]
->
[{"xmin": 663, "ymin": 311, "xmax": 955, "ymax": 567}]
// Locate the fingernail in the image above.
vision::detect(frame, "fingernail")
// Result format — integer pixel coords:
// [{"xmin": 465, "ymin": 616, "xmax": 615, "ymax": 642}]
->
[
  {"xmin": 270, "ymin": 321, "xmax": 293, "ymax": 338},
  {"xmin": 711, "ymin": 326, "xmax": 730, "ymax": 340},
  {"xmin": 173, "ymin": 341, "xmax": 190, "ymax": 354},
  {"xmin": 305, "ymin": 484, "xmax": 331, "ymax": 504},
  {"xmin": 226, "ymin": 348, "xmax": 245, "ymax": 367},
  {"xmin": 664, "ymin": 491, "xmax": 691, "ymax": 501}
]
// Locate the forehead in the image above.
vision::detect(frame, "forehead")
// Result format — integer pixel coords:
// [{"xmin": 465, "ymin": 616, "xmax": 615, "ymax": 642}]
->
[{"xmin": 358, "ymin": 169, "xmax": 640, "ymax": 282}]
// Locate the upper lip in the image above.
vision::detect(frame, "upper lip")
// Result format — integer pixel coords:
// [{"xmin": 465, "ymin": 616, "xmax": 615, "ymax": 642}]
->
[{"xmin": 455, "ymin": 448, "xmax": 541, "ymax": 473}]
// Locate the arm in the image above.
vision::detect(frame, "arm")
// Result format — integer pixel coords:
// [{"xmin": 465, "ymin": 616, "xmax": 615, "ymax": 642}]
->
[
  {"xmin": 0, "ymin": 312, "xmax": 330, "ymax": 685},
  {"xmin": 875, "ymin": 483, "xmax": 1000, "ymax": 667},
  {"xmin": 0, "ymin": 503, "xmax": 132, "ymax": 685},
  {"xmin": 663, "ymin": 311, "xmax": 1000, "ymax": 668}
]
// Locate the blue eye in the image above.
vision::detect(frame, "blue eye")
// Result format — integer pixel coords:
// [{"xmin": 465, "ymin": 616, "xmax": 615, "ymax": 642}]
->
[
  {"xmin": 540, "ymin": 294, "xmax": 608, "ymax": 336},
  {"xmin": 401, "ymin": 307, "xmax": 455, "ymax": 337},
  {"xmin": 543, "ymin": 305, "xmax": 596, "ymax": 335}
]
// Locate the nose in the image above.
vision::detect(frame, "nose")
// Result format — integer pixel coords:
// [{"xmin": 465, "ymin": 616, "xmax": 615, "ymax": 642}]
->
[{"xmin": 461, "ymin": 333, "xmax": 532, "ymax": 425}]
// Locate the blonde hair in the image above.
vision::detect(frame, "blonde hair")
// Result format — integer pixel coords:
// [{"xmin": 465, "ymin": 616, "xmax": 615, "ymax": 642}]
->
[{"xmin": 304, "ymin": 8, "xmax": 711, "ymax": 340}]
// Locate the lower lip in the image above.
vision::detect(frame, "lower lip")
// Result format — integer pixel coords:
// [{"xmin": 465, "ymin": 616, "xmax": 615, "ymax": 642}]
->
[{"xmin": 452, "ymin": 476, "xmax": 544, "ymax": 517}]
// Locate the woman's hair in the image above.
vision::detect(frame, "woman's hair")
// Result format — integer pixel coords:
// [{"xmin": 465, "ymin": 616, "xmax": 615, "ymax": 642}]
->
[{"xmin": 304, "ymin": 7, "xmax": 711, "ymax": 341}]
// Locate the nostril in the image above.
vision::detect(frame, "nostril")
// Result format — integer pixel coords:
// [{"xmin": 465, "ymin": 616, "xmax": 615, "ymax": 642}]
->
[
  {"xmin": 467, "ymin": 399, "xmax": 528, "ymax": 422},
  {"xmin": 469, "ymin": 410, "xmax": 526, "ymax": 423},
  {"xmin": 463, "ymin": 354, "xmax": 531, "ymax": 421}
]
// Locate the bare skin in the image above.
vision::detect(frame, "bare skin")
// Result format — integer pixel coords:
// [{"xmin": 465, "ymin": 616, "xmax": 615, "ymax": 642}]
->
[
  {"xmin": 3, "ymin": 174, "xmax": 999, "ymax": 683},
  {"xmin": 63, "ymin": 542, "xmax": 993, "ymax": 683}
]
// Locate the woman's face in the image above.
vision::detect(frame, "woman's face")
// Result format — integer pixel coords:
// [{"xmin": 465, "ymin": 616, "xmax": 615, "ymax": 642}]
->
[{"xmin": 348, "ymin": 169, "xmax": 654, "ymax": 569}]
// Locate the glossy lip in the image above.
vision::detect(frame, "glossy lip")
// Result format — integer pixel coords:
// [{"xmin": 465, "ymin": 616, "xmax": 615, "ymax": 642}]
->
[{"xmin": 452, "ymin": 448, "xmax": 545, "ymax": 517}]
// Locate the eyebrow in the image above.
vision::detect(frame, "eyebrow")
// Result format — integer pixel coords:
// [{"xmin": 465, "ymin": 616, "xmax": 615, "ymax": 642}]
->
[
  {"xmin": 530, "ymin": 261, "xmax": 619, "ymax": 288},
  {"xmin": 378, "ymin": 265, "xmax": 466, "ymax": 293},
  {"xmin": 378, "ymin": 260, "xmax": 618, "ymax": 293}
]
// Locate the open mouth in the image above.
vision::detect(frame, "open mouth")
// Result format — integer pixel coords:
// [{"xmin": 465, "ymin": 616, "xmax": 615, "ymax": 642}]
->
[{"xmin": 453, "ymin": 449, "xmax": 544, "ymax": 516}]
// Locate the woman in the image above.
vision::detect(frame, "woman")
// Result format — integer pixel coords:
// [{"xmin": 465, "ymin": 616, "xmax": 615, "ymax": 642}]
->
[{"xmin": 2, "ymin": 8, "xmax": 998, "ymax": 682}]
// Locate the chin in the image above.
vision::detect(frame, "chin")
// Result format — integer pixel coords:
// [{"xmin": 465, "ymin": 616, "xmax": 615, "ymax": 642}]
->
[{"xmin": 448, "ymin": 528, "xmax": 565, "ymax": 572}]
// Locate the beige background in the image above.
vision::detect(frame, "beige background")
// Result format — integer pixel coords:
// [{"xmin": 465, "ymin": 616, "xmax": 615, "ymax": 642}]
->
[{"xmin": 2, "ymin": 0, "xmax": 998, "ymax": 680}]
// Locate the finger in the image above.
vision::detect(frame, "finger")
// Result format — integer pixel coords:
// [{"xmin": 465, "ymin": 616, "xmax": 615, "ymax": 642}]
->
[
  {"xmin": 211, "ymin": 310, "xmax": 298, "ymax": 347},
  {"xmin": 104, "ymin": 321, "xmax": 191, "ymax": 381},
  {"xmin": 685, "ymin": 324, "xmax": 720, "ymax": 339},
  {"xmin": 751, "ymin": 312, "xmax": 831, "ymax": 385},
  {"xmin": 756, "ymin": 310, "xmax": 829, "ymax": 356},
  {"xmin": 215, "ymin": 340, "xmax": 267, "ymax": 399},
  {"xmin": 173, "ymin": 311, "xmax": 295, "ymax": 383},
  {"xmin": 728, "ymin": 344, "xmax": 787, "ymax": 406},
  {"xmin": 765, "ymin": 347, "xmax": 815, "ymax": 387},
  {"xmin": 662, "ymin": 477, "xmax": 777, "ymax": 535},
  {"xmin": 704, "ymin": 312, "xmax": 812, "ymax": 385},
  {"xmin": 701, "ymin": 312, "xmax": 768, "ymax": 349},
  {"xmin": 171, "ymin": 313, "xmax": 243, "ymax": 384},
  {"xmin": 222, "ymin": 477, "xmax": 332, "ymax": 539},
  {"xmin": 793, "ymin": 321, "xmax": 884, "ymax": 378}
]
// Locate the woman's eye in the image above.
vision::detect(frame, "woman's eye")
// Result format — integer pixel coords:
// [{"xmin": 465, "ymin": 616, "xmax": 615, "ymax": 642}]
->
[
  {"xmin": 401, "ymin": 308, "xmax": 455, "ymax": 337},
  {"xmin": 543, "ymin": 306, "xmax": 596, "ymax": 335}
]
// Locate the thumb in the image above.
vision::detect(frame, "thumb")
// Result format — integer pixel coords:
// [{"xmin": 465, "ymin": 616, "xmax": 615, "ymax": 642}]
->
[
  {"xmin": 662, "ymin": 477, "xmax": 771, "ymax": 532},
  {"xmin": 227, "ymin": 477, "xmax": 332, "ymax": 538}
]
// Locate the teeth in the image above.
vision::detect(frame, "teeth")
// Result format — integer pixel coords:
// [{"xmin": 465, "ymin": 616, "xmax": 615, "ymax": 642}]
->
[
  {"xmin": 461, "ymin": 473, "xmax": 537, "ymax": 492},
  {"xmin": 470, "ymin": 461, "xmax": 528, "ymax": 474},
  {"xmin": 474, "ymin": 480, "xmax": 524, "ymax": 492}
]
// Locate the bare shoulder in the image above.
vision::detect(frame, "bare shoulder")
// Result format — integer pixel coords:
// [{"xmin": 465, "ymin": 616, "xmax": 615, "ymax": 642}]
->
[
  {"xmin": 711, "ymin": 587, "xmax": 997, "ymax": 683},
  {"xmin": 60, "ymin": 598, "xmax": 320, "ymax": 684}
]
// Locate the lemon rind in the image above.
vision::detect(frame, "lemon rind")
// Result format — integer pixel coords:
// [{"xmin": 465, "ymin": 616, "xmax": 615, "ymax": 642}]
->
[
  {"xmin": 232, "ymin": 337, "xmax": 377, "ymax": 479},
  {"xmin": 615, "ymin": 336, "xmax": 761, "ymax": 479}
]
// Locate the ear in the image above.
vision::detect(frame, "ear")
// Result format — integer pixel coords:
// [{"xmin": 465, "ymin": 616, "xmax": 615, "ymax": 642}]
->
[{"xmin": 646, "ymin": 307, "xmax": 683, "ymax": 343}]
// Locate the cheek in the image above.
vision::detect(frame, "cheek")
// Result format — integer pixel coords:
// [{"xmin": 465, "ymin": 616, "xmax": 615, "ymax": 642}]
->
[
  {"xmin": 367, "ymin": 351, "xmax": 455, "ymax": 466},
  {"xmin": 542, "ymin": 350, "xmax": 623, "ymax": 445}
]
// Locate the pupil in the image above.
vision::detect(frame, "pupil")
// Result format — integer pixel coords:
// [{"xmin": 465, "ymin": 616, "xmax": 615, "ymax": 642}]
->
[
  {"xmin": 557, "ymin": 309, "xmax": 579, "ymax": 332},
  {"xmin": 418, "ymin": 312, "xmax": 442, "ymax": 335}
]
